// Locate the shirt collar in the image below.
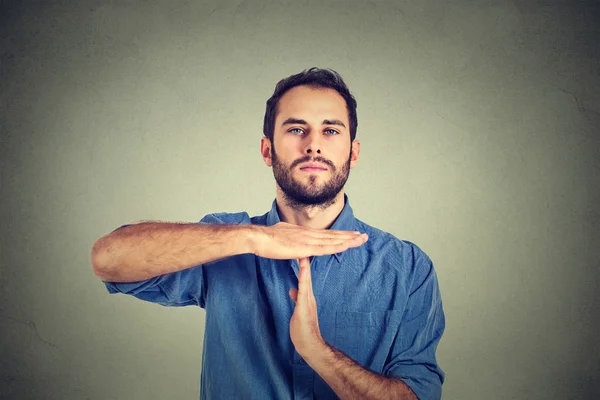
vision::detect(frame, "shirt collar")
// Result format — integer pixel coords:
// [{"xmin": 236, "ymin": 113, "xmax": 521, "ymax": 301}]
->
[{"xmin": 265, "ymin": 193, "xmax": 356, "ymax": 263}]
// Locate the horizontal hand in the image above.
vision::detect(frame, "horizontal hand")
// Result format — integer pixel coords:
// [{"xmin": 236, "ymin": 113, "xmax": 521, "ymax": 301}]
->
[{"xmin": 252, "ymin": 223, "xmax": 368, "ymax": 260}]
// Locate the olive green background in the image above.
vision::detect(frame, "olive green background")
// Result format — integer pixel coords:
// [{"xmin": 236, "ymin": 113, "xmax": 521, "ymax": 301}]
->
[{"xmin": 1, "ymin": 1, "xmax": 599, "ymax": 399}]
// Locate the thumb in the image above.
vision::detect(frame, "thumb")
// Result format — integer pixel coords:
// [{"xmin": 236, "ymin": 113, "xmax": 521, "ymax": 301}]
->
[{"xmin": 289, "ymin": 288, "xmax": 298, "ymax": 303}]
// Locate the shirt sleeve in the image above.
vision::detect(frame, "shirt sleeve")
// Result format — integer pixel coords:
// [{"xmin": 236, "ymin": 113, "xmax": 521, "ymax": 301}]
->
[
  {"xmin": 102, "ymin": 212, "xmax": 249, "ymax": 308},
  {"xmin": 382, "ymin": 246, "xmax": 446, "ymax": 400}
]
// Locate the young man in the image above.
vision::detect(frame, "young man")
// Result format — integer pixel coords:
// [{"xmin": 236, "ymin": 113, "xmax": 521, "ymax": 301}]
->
[{"xmin": 91, "ymin": 68, "xmax": 445, "ymax": 399}]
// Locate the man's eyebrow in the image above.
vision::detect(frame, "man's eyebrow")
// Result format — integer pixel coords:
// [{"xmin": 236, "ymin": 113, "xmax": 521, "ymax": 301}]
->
[
  {"xmin": 322, "ymin": 119, "xmax": 346, "ymax": 128},
  {"xmin": 281, "ymin": 118, "xmax": 307, "ymax": 126},
  {"xmin": 281, "ymin": 118, "xmax": 346, "ymax": 128}
]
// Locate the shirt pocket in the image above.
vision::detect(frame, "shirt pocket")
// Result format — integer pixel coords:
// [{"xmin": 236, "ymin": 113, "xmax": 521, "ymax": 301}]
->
[{"xmin": 334, "ymin": 310, "xmax": 402, "ymax": 369}]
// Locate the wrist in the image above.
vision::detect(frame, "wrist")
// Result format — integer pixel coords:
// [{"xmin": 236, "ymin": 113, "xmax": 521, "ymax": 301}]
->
[
  {"xmin": 303, "ymin": 339, "xmax": 332, "ymax": 368},
  {"xmin": 245, "ymin": 224, "xmax": 265, "ymax": 255}
]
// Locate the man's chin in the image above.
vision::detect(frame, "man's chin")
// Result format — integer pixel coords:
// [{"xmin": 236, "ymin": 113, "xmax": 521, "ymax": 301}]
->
[{"xmin": 293, "ymin": 189, "xmax": 340, "ymax": 204}]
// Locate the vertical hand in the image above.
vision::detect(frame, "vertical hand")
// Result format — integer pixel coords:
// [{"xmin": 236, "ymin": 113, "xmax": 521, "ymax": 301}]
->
[{"xmin": 289, "ymin": 257, "xmax": 326, "ymax": 359}]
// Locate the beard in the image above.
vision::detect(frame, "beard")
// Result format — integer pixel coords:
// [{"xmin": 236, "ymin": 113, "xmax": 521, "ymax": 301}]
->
[{"xmin": 271, "ymin": 144, "xmax": 352, "ymax": 211}]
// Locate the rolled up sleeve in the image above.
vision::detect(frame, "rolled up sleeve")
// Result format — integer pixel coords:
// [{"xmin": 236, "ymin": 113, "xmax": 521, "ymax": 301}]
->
[
  {"xmin": 383, "ymin": 252, "xmax": 445, "ymax": 400},
  {"xmin": 103, "ymin": 265, "xmax": 206, "ymax": 307},
  {"xmin": 101, "ymin": 212, "xmax": 248, "ymax": 308}
]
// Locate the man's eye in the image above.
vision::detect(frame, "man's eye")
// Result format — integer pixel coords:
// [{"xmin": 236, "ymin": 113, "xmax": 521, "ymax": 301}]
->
[
  {"xmin": 290, "ymin": 128, "xmax": 304, "ymax": 134},
  {"xmin": 325, "ymin": 129, "xmax": 338, "ymax": 135}
]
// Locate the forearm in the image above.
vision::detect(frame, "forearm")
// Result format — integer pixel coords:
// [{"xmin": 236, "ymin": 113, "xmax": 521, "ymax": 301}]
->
[
  {"xmin": 307, "ymin": 344, "xmax": 417, "ymax": 400},
  {"xmin": 91, "ymin": 222, "xmax": 257, "ymax": 282}
]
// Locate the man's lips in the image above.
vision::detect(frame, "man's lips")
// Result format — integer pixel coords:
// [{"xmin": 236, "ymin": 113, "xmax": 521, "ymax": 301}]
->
[
  {"xmin": 300, "ymin": 167, "xmax": 327, "ymax": 172},
  {"xmin": 299, "ymin": 162, "xmax": 328, "ymax": 171}
]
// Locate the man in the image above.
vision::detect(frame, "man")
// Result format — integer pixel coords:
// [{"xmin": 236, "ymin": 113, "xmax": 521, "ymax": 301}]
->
[{"xmin": 91, "ymin": 67, "xmax": 445, "ymax": 399}]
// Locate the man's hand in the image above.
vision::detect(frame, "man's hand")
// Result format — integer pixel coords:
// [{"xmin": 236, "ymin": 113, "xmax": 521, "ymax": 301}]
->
[
  {"xmin": 252, "ymin": 222, "xmax": 368, "ymax": 260},
  {"xmin": 289, "ymin": 257, "xmax": 326, "ymax": 358}
]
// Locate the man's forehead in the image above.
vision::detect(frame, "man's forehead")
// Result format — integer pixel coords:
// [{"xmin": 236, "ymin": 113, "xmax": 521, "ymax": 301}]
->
[{"xmin": 277, "ymin": 86, "xmax": 348, "ymax": 122}]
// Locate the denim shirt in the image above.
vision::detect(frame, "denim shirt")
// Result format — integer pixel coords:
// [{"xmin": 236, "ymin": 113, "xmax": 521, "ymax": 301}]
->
[{"xmin": 103, "ymin": 194, "xmax": 445, "ymax": 399}]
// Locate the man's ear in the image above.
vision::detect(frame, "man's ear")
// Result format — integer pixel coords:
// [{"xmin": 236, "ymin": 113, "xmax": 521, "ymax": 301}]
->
[
  {"xmin": 260, "ymin": 136, "xmax": 273, "ymax": 167},
  {"xmin": 350, "ymin": 140, "xmax": 360, "ymax": 169}
]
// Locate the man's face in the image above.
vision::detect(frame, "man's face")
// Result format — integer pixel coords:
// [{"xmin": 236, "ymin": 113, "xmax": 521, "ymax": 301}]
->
[{"xmin": 267, "ymin": 85, "xmax": 356, "ymax": 207}]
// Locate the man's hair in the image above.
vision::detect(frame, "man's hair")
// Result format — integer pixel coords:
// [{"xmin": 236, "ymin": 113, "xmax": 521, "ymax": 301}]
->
[{"xmin": 262, "ymin": 67, "xmax": 358, "ymax": 143}]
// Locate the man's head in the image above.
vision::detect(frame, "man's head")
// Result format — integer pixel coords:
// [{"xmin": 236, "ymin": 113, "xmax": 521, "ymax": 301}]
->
[{"xmin": 260, "ymin": 68, "xmax": 360, "ymax": 209}]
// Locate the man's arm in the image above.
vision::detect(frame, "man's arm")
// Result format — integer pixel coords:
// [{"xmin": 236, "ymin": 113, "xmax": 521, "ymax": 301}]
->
[
  {"xmin": 91, "ymin": 220, "xmax": 367, "ymax": 282},
  {"xmin": 91, "ymin": 221, "xmax": 257, "ymax": 282},
  {"xmin": 290, "ymin": 258, "xmax": 416, "ymax": 399},
  {"xmin": 307, "ymin": 343, "xmax": 417, "ymax": 400},
  {"xmin": 290, "ymin": 257, "xmax": 443, "ymax": 400}
]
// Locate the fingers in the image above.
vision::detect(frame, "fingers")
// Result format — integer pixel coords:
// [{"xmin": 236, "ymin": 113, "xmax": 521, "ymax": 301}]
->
[
  {"xmin": 306, "ymin": 234, "xmax": 368, "ymax": 256},
  {"xmin": 289, "ymin": 288, "xmax": 298, "ymax": 303},
  {"xmin": 297, "ymin": 258, "xmax": 310, "ymax": 296},
  {"xmin": 307, "ymin": 230, "xmax": 366, "ymax": 241},
  {"xmin": 345, "ymin": 233, "xmax": 368, "ymax": 247},
  {"xmin": 289, "ymin": 258, "xmax": 310, "ymax": 306},
  {"xmin": 301, "ymin": 233, "xmax": 368, "ymax": 246},
  {"xmin": 303, "ymin": 259, "xmax": 313, "ymax": 298},
  {"xmin": 296, "ymin": 257, "xmax": 315, "ymax": 307},
  {"xmin": 303, "ymin": 234, "xmax": 368, "ymax": 247},
  {"xmin": 290, "ymin": 258, "xmax": 311, "ymax": 305}
]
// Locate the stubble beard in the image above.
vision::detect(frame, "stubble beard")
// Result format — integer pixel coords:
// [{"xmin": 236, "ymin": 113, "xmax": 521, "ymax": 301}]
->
[{"xmin": 271, "ymin": 144, "xmax": 352, "ymax": 212}]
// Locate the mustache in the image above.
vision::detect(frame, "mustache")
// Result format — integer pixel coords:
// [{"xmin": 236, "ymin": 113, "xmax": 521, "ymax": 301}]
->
[{"xmin": 291, "ymin": 157, "xmax": 333, "ymax": 169}]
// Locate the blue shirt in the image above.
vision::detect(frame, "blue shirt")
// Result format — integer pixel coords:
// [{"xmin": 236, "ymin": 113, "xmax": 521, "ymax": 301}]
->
[{"xmin": 104, "ymin": 194, "xmax": 445, "ymax": 399}]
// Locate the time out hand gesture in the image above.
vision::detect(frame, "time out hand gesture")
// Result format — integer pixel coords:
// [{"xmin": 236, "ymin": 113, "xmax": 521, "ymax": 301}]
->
[{"xmin": 253, "ymin": 222, "xmax": 368, "ymax": 260}]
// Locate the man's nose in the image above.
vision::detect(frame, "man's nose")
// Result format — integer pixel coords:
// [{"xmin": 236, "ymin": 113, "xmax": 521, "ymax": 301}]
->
[{"xmin": 304, "ymin": 131, "xmax": 322, "ymax": 154}]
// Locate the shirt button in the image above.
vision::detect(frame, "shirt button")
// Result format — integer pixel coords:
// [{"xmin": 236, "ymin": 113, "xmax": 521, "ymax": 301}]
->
[{"xmin": 299, "ymin": 359, "xmax": 306, "ymax": 365}]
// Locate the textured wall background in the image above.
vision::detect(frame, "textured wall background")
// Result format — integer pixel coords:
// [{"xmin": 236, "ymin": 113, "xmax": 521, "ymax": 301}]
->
[{"xmin": 1, "ymin": 0, "xmax": 599, "ymax": 399}]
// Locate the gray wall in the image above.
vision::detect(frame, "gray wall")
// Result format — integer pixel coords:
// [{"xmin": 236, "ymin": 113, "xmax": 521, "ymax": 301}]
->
[{"xmin": 1, "ymin": 1, "xmax": 599, "ymax": 399}]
